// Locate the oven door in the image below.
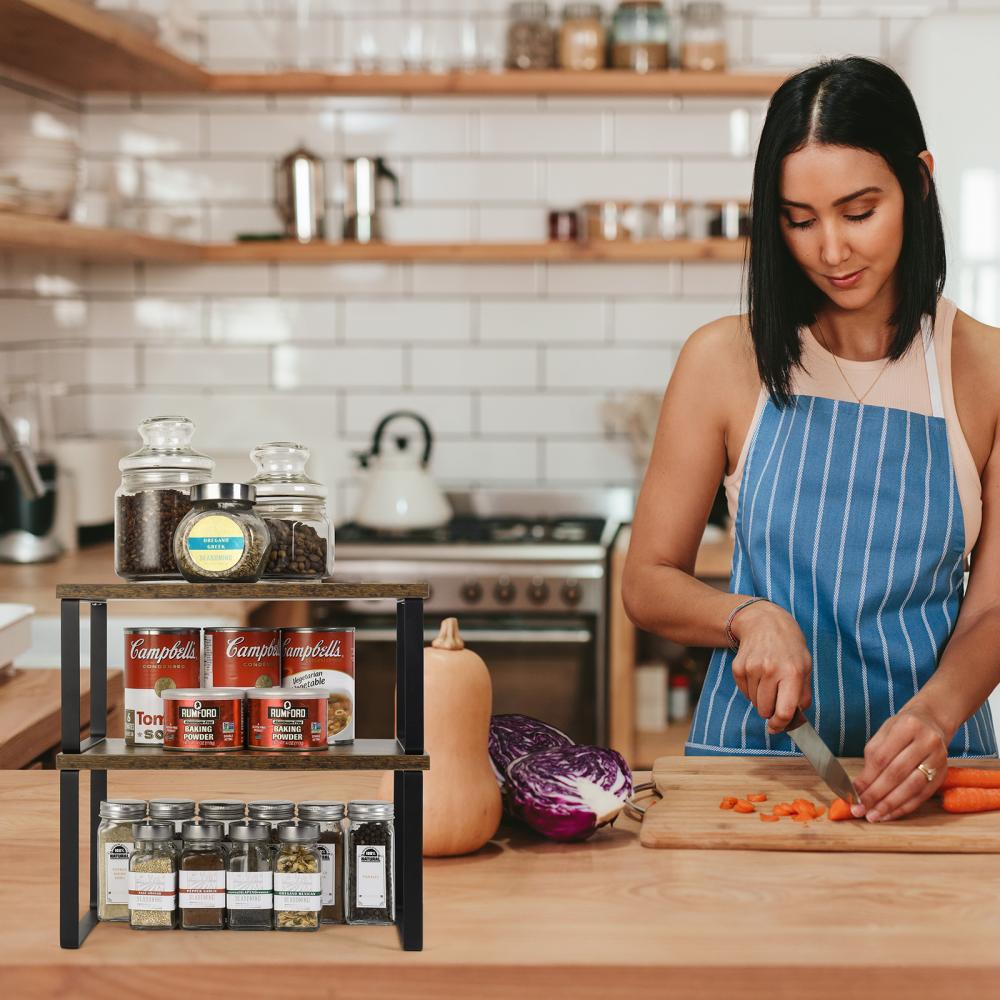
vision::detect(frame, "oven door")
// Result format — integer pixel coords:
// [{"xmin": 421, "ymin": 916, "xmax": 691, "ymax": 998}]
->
[{"xmin": 309, "ymin": 606, "xmax": 597, "ymax": 744}]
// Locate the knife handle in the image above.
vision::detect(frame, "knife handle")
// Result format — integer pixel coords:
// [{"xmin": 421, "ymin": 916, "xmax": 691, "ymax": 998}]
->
[{"xmin": 775, "ymin": 706, "xmax": 808, "ymax": 733}]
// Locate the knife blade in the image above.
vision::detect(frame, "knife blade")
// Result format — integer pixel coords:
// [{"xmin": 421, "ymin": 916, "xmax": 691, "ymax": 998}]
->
[{"xmin": 784, "ymin": 708, "xmax": 861, "ymax": 805}]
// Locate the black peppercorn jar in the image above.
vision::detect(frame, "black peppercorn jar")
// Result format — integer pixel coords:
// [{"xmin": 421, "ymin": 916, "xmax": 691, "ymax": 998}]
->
[
  {"xmin": 115, "ymin": 416, "xmax": 215, "ymax": 581},
  {"xmin": 297, "ymin": 801, "xmax": 345, "ymax": 923},
  {"xmin": 173, "ymin": 483, "xmax": 271, "ymax": 583},
  {"xmin": 345, "ymin": 800, "xmax": 394, "ymax": 925}
]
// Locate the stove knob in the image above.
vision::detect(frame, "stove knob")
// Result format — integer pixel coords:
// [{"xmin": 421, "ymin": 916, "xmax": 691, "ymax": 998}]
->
[
  {"xmin": 494, "ymin": 576, "xmax": 517, "ymax": 604},
  {"xmin": 527, "ymin": 577, "xmax": 550, "ymax": 604},
  {"xmin": 561, "ymin": 581, "xmax": 583, "ymax": 607},
  {"xmin": 460, "ymin": 580, "xmax": 483, "ymax": 604}
]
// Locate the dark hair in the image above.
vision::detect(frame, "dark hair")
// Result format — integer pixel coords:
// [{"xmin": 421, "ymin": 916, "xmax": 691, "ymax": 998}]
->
[{"xmin": 746, "ymin": 56, "xmax": 946, "ymax": 406}]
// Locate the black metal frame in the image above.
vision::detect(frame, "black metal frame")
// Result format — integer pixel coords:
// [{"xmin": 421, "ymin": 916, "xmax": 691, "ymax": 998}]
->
[{"xmin": 58, "ymin": 593, "xmax": 424, "ymax": 952}]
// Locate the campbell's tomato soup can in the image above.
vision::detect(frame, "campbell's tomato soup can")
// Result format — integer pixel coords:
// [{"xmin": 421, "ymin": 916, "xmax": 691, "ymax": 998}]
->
[
  {"xmin": 162, "ymin": 688, "xmax": 245, "ymax": 751},
  {"xmin": 124, "ymin": 627, "xmax": 202, "ymax": 746},
  {"xmin": 247, "ymin": 689, "xmax": 328, "ymax": 751},
  {"xmin": 281, "ymin": 628, "xmax": 355, "ymax": 745},
  {"xmin": 204, "ymin": 627, "xmax": 280, "ymax": 690}
]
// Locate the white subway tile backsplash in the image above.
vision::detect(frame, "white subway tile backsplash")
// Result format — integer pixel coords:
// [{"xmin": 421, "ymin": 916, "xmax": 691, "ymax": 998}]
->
[
  {"xmin": 140, "ymin": 159, "xmax": 269, "ymax": 203},
  {"xmin": 340, "ymin": 112, "xmax": 470, "ymax": 156},
  {"xmin": 544, "ymin": 159, "xmax": 677, "ymax": 203},
  {"xmin": 344, "ymin": 300, "xmax": 470, "ymax": 342},
  {"xmin": 206, "ymin": 205, "xmax": 283, "ymax": 241},
  {"xmin": 143, "ymin": 263, "xmax": 271, "ymax": 294},
  {"xmin": 0, "ymin": 299, "xmax": 88, "ymax": 343},
  {"xmin": 274, "ymin": 261, "xmax": 405, "ymax": 296},
  {"xmin": 544, "ymin": 439, "xmax": 637, "ymax": 484},
  {"xmin": 344, "ymin": 392, "xmax": 474, "ymax": 436},
  {"xmin": 476, "ymin": 207, "xmax": 548, "ymax": 241},
  {"xmin": 409, "ymin": 159, "xmax": 541, "ymax": 204},
  {"xmin": 205, "ymin": 16, "xmax": 334, "ymax": 67},
  {"xmin": 208, "ymin": 111, "xmax": 340, "ymax": 156},
  {"xmin": 545, "ymin": 346, "xmax": 676, "ymax": 390},
  {"xmin": 411, "ymin": 347, "xmax": 538, "ymax": 388},
  {"xmin": 679, "ymin": 158, "xmax": 754, "ymax": 200},
  {"xmin": 546, "ymin": 263, "xmax": 677, "ymax": 296},
  {"xmin": 272, "ymin": 345, "xmax": 404, "ymax": 388},
  {"xmin": 83, "ymin": 113, "xmax": 201, "ymax": 156},
  {"xmin": 679, "ymin": 261, "xmax": 745, "ymax": 297},
  {"xmin": 380, "ymin": 206, "xmax": 473, "ymax": 242},
  {"xmin": 432, "ymin": 440, "xmax": 539, "ymax": 483},
  {"xmin": 480, "ymin": 300, "xmax": 606, "ymax": 342},
  {"xmin": 87, "ymin": 298, "xmax": 204, "ymax": 341},
  {"xmin": 750, "ymin": 17, "xmax": 882, "ymax": 66},
  {"xmin": 480, "ymin": 113, "xmax": 608, "ymax": 156},
  {"xmin": 479, "ymin": 392, "xmax": 606, "ymax": 436},
  {"xmin": 613, "ymin": 299, "xmax": 741, "ymax": 343},
  {"xmin": 410, "ymin": 264, "xmax": 540, "ymax": 295},
  {"xmin": 210, "ymin": 298, "xmax": 337, "ymax": 343},
  {"xmin": 144, "ymin": 346, "xmax": 270, "ymax": 386},
  {"xmin": 615, "ymin": 112, "xmax": 752, "ymax": 158}
]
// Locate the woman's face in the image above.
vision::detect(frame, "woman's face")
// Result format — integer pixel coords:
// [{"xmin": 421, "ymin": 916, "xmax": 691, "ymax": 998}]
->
[{"xmin": 778, "ymin": 143, "xmax": 927, "ymax": 307}]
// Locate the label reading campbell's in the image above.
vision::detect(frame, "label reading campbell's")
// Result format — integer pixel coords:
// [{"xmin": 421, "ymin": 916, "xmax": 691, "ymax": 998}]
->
[
  {"xmin": 124, "ymin": 631, "xmax": 201, "ymax": 747},
  {"xmin": 179, "ymin": 869, "xmax": 226, "ymax": 909},
  {"xmin": 274, "ymin": 871, "xmax": 321, "ymax": 912},
  {"xmin": 128, "ymin": 870, "xmax": 176, "ymax": 911},
  {"xmin": 282, "ymin": 630, "xmax": 356, "ymax": 744},
  {"xmin": 205, "ymin": 629, "xmax": 280, "ymax": 689},
  {"xmin": 355, "ymin": 845, "xmax": 387, "ymax": 909},
  {"xmin": 104, "ymin": 842, "xmax": 133, "ymax": 905},
  {"xmin": 226, "ymin": 870, "xmax": 273, "ymax": 910},
  {"xmin": 184, "ymin": 514, "xmax": 246, "ymax": 572}
]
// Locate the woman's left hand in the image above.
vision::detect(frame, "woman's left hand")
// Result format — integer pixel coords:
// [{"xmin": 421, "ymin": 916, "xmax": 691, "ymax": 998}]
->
[{"xmin": 852, "ymin": 705, "xmax": 950, "ymax": 822}]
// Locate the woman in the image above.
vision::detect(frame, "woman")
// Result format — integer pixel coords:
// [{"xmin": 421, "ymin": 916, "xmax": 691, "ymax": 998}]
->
[{"xmin": 622, "ymin": 56, "xmax": 1000, "ymax": 823}]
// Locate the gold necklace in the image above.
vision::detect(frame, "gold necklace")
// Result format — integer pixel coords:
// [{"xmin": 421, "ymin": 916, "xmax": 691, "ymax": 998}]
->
[{"xmin": 812, "ymin": 317, "xmax": 893, "ymax": 405}]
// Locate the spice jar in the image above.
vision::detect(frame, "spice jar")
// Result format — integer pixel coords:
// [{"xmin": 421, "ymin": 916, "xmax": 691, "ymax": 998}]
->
[
  {"xmin": 227, "ymin": 820, "xmax": 273, "ymax": 930},
  {"xmin": 199, "ymin": 800, "xmax": 246, "ymax": 839},
  {"xmin": 98, "ymin": 799, "xmax": 147, "ymax": 922},
  {"xmin": 248, "ymin": 800, "xmax": 296, "ymax": 852},
  {"xmin": 128, "ymin": 822, "xmax": 177, "ymax": 930},
  {"xmin": 559, "ymin": 3, "xmax": 605, "ymax": 70},
  {"xmin": 506, "ymin": 1, "xmax": 555, "ymax": 69},
  {"xmin": 345, "ymin": 800, "xmax": 394, "ymax": 925},
  {"xmin": 680, "ymin": 0, "xmax": 726, "ymax": 72},
  {"xmin": 149, "ymin": 797, "xmax": 195, "ymax": 855},
  {"xmin": 173, "ymin": 483, "xmax": 271, "ymax": 584},
  {"xmin": 247, "ymin": 442, "xmax": 333, "ymax": 580},
  {"xmin": 611, "ymin": 1, "xmax": 669, "ymax": 72},
  {"xmin": 115, "ymin": 416, "xmax": 215, "ymax": 581},
  {"xmin": 298, "ymin": 801, "xmax": 345, "ymax": 924},
  {"xmin": 274, "ymin": 822, "xmax": 322, "ymax": 931},
  {"xmin": 179, "ymin": 821, "xmax": 226, "ymax": 930}
]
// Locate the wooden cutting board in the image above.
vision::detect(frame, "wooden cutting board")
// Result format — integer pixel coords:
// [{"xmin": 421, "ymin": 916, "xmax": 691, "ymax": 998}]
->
[{"xmin": 640, "ymin": 756, "xmax": 1000, "ymax": 852}]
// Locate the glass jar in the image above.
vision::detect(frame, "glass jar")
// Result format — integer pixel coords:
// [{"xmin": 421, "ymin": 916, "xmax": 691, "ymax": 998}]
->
[
  {"xmin": 274, "ymin": 822, "xmax": 322, "ymax": 931},
  {"xmin": 198, "ymin": 800, "xmax": 246, "ymax": 839},
  {"xmin": 227, "ymin": 820, "xmax": 273, "ymax": 930},
  {"xmin": 149, "ymin": 798, "xmax": 195, "ymax": 856},
  {"xmin": 298, "ymin": 801, "xmax": 345, "ymax": 924},
  {"xmin": 248, "ymin": 442, "xmax": 333, "ymax": 580},
  {"xmin": 173, "ymin": 483, "xmax": 271, "ymax": 583},
  {"xmin": 345, "ymin": 801, "xmax": 394, "ymax": 925},
  {"xmin": 128, "ymin": 822, "xmax": 177, "ymax": 930},
  {"xmin": 611, "ymin": 1, "xmax": 669, "ymax": 72},
  {"xmin": 179, "ymin": 821, "xmax": 226, "ymax": 930},
  {"xmin": 97, "ymin": 799, "xmax": 147, "ymax": 922},
  {"xmin": 248, "ymin": 800, "xmax": 295, "ymax": 853},
  {"xmin": 506, "ymin": 1, "xmax": 555, "ymax": 69},
  {"xmin": 115, "ymin": 416, "xmax": 215, "ymax": 581},
  {"xmin": 681, "ymin": 0, "xmax": 726, "ymax": 72},
  {"xmin": 559, "ymin": 3, "xmax": 605, "ymax": 70}
]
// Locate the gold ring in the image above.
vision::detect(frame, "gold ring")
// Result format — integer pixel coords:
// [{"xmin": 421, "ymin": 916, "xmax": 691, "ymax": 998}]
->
[{"xmin": 917, "ymin": 762, "xmax": 937, "ymax": 783}]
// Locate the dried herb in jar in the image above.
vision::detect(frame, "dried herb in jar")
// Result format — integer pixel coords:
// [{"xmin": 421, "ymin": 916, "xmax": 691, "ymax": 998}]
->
[
  {"xmin": 345, "ymin": 801, "xmax": 394, "ymax": 925},
  {"xmin": 128, "ymin": 822, "xmax": 177, "ymax": 930},
  {"xmin": 274, "ymin": 822, "xmax": 321, "ymax": 931},
  {"xmin": 179, "ymin": 821, "xmax": 226, "ymax": 930},
  {"xmin": 297, "ymin": 801, "xmax": 345, "ymax": 923},
  {"xmin": 98, "ymin": 799, "xmax": 147, "ymax": 922},
  {"xmin": 227, "ymin": 820, "xmax": 273, "ymax": 930}
]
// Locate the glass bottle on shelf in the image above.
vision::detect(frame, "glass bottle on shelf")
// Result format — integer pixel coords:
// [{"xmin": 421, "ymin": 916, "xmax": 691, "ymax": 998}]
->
[
  {"xmin": 506, "ymin": 1, "xmax": 555, "ymax": 70},
  {"xmin": 227, "ymin": 820, "xmax": 274, "ymax": 930},
  {"xmin": 559, "ymin": 3, "xmax": 606, "ymax": 71},
  {"xmin": 610, "ymin": 1, "xmax": 670, "ymax": 73},
  {"xmin": 178, "ymin": 821, "xmax": 226, "ymax": 930},
  {"xmin": 274, "ymin": 822, "xmax": 322, "ymax": 931},
  {"xmin": 345, "ymin": 800, "xmax": 394, "ymax": 925},
  {"xmin": 128, "ymin": 822, "xmax": 177, "ymax": 931},
  {"xmin": 681, "ymin": 1, "xmax": 726, "ymax": 72}
]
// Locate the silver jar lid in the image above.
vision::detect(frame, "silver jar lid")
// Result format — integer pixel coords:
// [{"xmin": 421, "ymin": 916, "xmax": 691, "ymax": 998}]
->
[
  {"xmin": 182, "ymin": 820, "xmax": 223, "ymax": 841},
  {"xmin": 297, "ymin": 801, "xmax": 346, "ymax": 823},
  {"xmin": 248, "ymin": 800, "xmax": 295, "ymax": 822},
  {"xmin": 133, "ymin": 822, "xmax": 174, "ymax": 842},
  {"xmin": 149, "ymin": 798, "xmax": 196, "ymax": 820},
  {"xmin": 190, "ymin": 482, "xmax": 255, "ymax": 503},
  {"xmin": 278, "ymin": 821, "xmax": 319, "ymax": 843},
  {"xmin": 99, "ymin": 798, "xmax": 146, "ymax": 821},
  {"xmin": 347, "ymin": 800, "xmax": 394, "ymax": 822},
  {"xmin": 198, "ymin": 800, "xmax": 246, "ymax": 822},
  {"xmin": 229, "ymin": 820, "xmax": 270, "ymax": 843}
]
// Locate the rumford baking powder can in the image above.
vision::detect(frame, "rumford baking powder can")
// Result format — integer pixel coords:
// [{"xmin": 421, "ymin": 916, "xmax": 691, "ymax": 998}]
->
[
  {"xmin": 204, "ymin": 627, "xmax": 280, "ymax": 690},
  {"xmin": 162, "ymin": 688, "xmax": 245, "ymax": 751},
  {"xmin": 247, "ymin": 689, "xmax": 328, "ymax": 751},
  {"xmin": 124, "ymin": 627, "xmax": 202, "ymax": 746},
  {"xmin": 281, "ymin": 627, "xmax": 355, "ymax": 745}
]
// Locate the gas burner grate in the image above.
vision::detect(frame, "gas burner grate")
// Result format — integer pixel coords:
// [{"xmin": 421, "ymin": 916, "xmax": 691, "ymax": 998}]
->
[{"xmin": 336, "ymin": 516, "xmax": 606, "ymax": 546}]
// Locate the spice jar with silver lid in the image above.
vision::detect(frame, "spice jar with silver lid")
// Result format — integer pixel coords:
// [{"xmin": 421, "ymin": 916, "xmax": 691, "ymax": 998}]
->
[
  {"xmin": 198, "ymin": 800, "xmax": 246, "ymax": 838},
  {"xmin": 115, "ymin": 416, "xmax": 215, "ymax": 581},
  {"xmin": 98, "ymin": 799, "xmax": 147, "ymax": 922},
  {"xmin": 227, "ymin": 820, "xmax": 273, "ymax": 930},
  {"xmin": 248, "ymin": 800, "xmax": 296, "ymax": 851},
  {"xmin": 274, "ymin": 822, "xmax": 322, "ymax": 931},
  {"xmin": 179, "ymin": 821, "xmax": 226, "ymax": 930},
  {"xmin": 247, "ymin": 442, "xmax": 333, "ymax": 580},
  {"xmin": 173, "ymin": 483, "xmax": 271, "ymax": 584},
  {"xmin": 128, "ymin": 822, "xmax": 177, "ymax": 930},
  {"xmin": 345, "ymin": 800, "xmax": 394, "ymax": 925},
  {"xmin": 298, "ymin": 801, "xmax": 345, "ymax": 923},
  {"xmin": 149, "ymin": 797, "xmax": 195, "ymax": 855}
]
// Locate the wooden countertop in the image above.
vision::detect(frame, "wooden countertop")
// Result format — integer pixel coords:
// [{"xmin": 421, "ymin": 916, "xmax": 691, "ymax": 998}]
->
[{"xmin": 3, "ymin": 762, "xmax": 999, "ymax": 998}]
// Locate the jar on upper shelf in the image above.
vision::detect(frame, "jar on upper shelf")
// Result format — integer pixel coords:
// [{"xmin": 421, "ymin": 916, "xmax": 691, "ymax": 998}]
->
[
  {"xmin": 680, "ymin": 1, "xmax": 726, "ymax": 72},
  {"xmin": 610, "ymin": 1, "xmax": 670, "ymax": 73},
  {"xmin": 506, "ymin": 1, "xmax": 556, "ymax": 69},
  {"xmin": 247, "ymin": 442, "xmax": 333, "ymax": 580},
  {"xmin": 115, "ymin": 416, "xmax": 215, "ymax": 581},
  {"xmin": 559, "ymin": 3, "xmax": 606, "ymax": 71}
]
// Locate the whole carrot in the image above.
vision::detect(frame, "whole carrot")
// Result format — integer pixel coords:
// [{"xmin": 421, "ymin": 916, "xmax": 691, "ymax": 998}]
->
[
  {"xmin": 941, "ymin": 787, "xmax": 1000, "ymax": 814},
  {"xmin": 940, "ymin": 767, "xmax": 1000, "ymax": 790}
]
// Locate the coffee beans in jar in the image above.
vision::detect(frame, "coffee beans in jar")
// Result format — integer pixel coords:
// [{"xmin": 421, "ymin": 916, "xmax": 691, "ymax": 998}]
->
[{"xmin": 262, "ymin": 517, "xmax": 329, "ymax": 578}]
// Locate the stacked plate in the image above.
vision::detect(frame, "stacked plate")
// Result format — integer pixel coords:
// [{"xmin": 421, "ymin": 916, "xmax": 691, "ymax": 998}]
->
[{"xmin": 0, "ymin": 132, "xmax": 80, "ymax": 219}]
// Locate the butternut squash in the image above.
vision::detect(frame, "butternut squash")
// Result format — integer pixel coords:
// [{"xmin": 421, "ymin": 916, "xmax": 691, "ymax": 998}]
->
[{"xmin": 377, "ymin": 618, "xmax": 502, "ymax": 857}]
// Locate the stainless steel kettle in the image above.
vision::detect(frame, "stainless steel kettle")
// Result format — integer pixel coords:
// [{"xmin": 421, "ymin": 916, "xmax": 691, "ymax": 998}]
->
[
  {"xmin": 342, "ymin": 156, "xmax": 401, "ymax": 243},
  {"xmin": 275, "ymin": 144, "xmax": 326, "ymax": 243}
]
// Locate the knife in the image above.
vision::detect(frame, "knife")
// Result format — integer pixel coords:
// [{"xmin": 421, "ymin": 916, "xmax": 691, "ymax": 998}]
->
[{"xmin": 783, "ymin": 707, "xmax": 861, "ymax": 805}]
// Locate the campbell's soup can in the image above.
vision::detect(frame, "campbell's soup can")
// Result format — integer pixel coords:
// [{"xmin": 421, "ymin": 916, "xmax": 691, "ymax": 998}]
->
[
  {"xmin": 204, "ymin": 627, "xmax": 280, "ymax": 690},
  {"xmin": 162, "ymin": 688, "xmax": 245, "ymax": 751},
  {"xmin": 247, "ymin": 689, "xmax": 328, "ymax": 751},
  {"xmin": 281, "ymin": 627, "xmax": 355, "ymax": 745},
  {"xmin": 124, "ymin": 627, "xmax": 202, "ymax": 746}
]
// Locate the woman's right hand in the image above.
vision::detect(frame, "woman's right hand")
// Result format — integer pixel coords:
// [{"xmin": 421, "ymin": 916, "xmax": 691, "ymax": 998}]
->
[{"xmin": 729, "ymin": 600, "xmax": 813, "ymax": 734}]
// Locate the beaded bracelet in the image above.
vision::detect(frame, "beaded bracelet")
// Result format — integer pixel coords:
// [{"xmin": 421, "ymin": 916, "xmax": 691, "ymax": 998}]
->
[{"xmin": 725, "ymin": 596, "xmax": 766, "ymax": 651}]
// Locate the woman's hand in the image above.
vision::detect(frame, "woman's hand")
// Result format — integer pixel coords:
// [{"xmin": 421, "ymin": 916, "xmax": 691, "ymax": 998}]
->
[
  {"xmin": 729, "ymin": 600, "xmax": 813, "ymax": 734},
  {"xmin": 852, "ymin": 705, "xmax": 950, "ymax": 822}
]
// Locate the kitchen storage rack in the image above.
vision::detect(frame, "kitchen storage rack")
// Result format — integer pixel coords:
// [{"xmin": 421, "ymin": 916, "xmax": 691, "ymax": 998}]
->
[{"xmin": 55, "ymin": 580, "xmax": 429, "ymax": 951}]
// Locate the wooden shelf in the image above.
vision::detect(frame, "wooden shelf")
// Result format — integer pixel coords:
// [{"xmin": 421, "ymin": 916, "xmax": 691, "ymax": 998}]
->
[
  {"xmin": 56, "ymin": 581, "xmax": 429, "ymax": 601},
  {"xmin": 57, "ymin": 737, "xmax": 429, "ymax": 771}
]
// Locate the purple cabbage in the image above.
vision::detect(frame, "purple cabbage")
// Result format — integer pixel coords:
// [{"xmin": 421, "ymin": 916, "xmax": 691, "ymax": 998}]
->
[
  {"xmin": 506, "ymin": 745, "xmax": 633, "ymax": 842},
  {"xmin": 488, "ymin": 713, "xmax": 573, "ymax": 789}
]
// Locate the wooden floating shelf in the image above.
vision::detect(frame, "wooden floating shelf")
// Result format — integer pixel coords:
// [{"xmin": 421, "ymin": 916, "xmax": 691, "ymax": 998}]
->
[
  {"xmin": 1, "ymin": 0, "xmax": 787, "ymax": 96},
  {"xmin": 57, "ymin": 738, "xmax": 429, "ymax": 771},
  {"xmin": 56, "ymin": 581, "xmax": 429, "ymax": 601}
]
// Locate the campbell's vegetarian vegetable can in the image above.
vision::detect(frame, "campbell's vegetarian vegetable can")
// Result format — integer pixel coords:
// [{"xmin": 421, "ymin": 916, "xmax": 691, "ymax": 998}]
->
[
  {"xmin": 247, "ymin": 689, "xmax": 328, "ymax": 751},
  {"xmin": 281, "ymin": 627, "xmax": 355, "ymax": 745},
  {"xmin": 162, "ymin": 688, "xmax": 244, "ymax": 751},
  {"xmin": 124, "ymin": 627, "xmax": 202, "ymax": 746},
  {"xmin": 204, "ymin": 626, "xmax": 280, "ymax": 690}
]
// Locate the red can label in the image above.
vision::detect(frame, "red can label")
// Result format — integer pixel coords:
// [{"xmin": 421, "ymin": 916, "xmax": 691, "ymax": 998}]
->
[
  {"xmin": 163, "ymin": 692, "xmax": 244, "ymax": 751},
  {"xmin": 281, "ymin": 628, "xmax": 355, "ymax": 745},
  {"xmin": 125, "ymin": 629, "xmax": 202, "ymax": 746},
  {"xmin": 204, "ymin": 628, "xmax": 280, "ymax": 690},
  {"xmin": 248, "ymin": 693, "xmax": 328, "ymax": 751}
]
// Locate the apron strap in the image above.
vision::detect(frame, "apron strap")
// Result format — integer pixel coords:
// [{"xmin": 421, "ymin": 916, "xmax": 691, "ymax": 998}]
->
[{"xmin": 922, "ymin": 314, "xmax": 945, "ymax": 419}]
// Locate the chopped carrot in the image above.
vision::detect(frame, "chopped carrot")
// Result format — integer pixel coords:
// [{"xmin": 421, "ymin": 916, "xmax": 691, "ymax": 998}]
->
[
  {"xmin": 792, "ymin": 813, "xmax": 813, "ymax": 823},
  {"xmin": 747, "ymin": 793, "xmax": 768, "ymax": 802},
  {"xmin": 940, "ymin": 767, "xmax": 1000, "ymax": 790},
  {"xmin": 760, "ymin": 812, "xmax": 780, "ymax": 822},
  {"xmin": 720, "ymin": 796, "xmax": 737, "ymax": 810},
  {"xmin": 773, "ymin": 803, "xmax": 796, "ymax": 816},
  {"xmin": 792, "ymin": 799, "xmax": 816, "ymax": 813},
  {"xmin": 813, "ymin": 806, "xmax": 825, "ymax": 817},
  {"xmin": 828, "ymin": 798, "xmax": 854, "ymax": 821},
  {"xmin": 941, "ymin": 787, "xmax": 1000, "ymax": 814},
  {"xmin": 733, "ymin": 800, "xmax": 756, "ymax": 813}
]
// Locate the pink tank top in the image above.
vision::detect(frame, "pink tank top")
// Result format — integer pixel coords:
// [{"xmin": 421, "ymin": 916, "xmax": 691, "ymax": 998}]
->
[{"xmin": 725, "ymin": 296, "xmax": 982, "ymax": 555}]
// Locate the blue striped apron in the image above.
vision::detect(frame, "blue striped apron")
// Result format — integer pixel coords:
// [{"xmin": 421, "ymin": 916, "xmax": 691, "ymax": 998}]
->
[{"xmin": 687, "ymin": 318, "xmax": 998, "ymax": 757}]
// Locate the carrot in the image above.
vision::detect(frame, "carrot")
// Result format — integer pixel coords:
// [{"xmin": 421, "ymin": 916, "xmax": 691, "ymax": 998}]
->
[
  {"xmin": 792, "ymin": 813, "xmax": 813, "ymax": 823},
  {"xmin": 792, "ymin": 799, "xmax": 816, "ymax": 814},
  {"xmin": 760, "ymin": 812, "xmax": 780, "ymax": 822},
  {"xmin": 733, "ymin": 800, "xmax": 756, "ymax": 813},
  {"xmin": 828, "ymin": 798, "xmax": 853, "ymax": 821},
  {"xmin": 941, "ymin": 787, "xmax": 1000, "ymax": 814},
  {"xmin": 940, "ymin": 767, "xmax": 1000, "ymax": 790},
  {"xmin": 720, "ymin": 796, "xmax": 737, "ymax": 810},
  {"xmin": 813, "ymin": 806, "xmax": 825, "ymax": 817},
  {"xmin": 773, "ymin": 803, "xmax": 796, "ymax": 816},
  {"xmin": 747, "ymin": 793, "xmax": 768, "ymax": 803}
]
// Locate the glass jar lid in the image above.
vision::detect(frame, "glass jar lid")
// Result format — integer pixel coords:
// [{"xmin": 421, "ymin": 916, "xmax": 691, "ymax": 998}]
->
[
  {"xmin": 248, "ymin": 800, "xmax": 295, "ymax": 821},
  {"xmin": 510, "ymin": 1, "xmax": 550, "ymax": 19},
  {"xmin": 190, "ymin": 482, "xmax": 255, "ymax": 503},
  {"xmin": 133, "ymin": 822, "xmax": 174, "ymax": 842},
  {"xmin": 149, "ymin": 798, "xmax": 196, "ymax": 820},
  {"xmin": 199, "ymin": 800, "xmax": 246, "ymax": 822},
  {"xmin": 119, "ymin": 416, "xmax": 214, "ymax": 474},
  {"xmin": 298, "ymin": 801, "xmax": 346, "ymax": 822},
  {"xmin": 248, "ymin": 441, "xmax": 327, "ymax": 500},
  {"xmin": 182, "ymin": 821, "xmax": 224, "ymax": 842},
  {"xmin": 100, "ymin": 799, "xmax": 147, "ymax": 821},
  {"xmin": 229, "ymin": 820, "xmax": 270, "ymax": 843},
  {"xmin": 563, "ymin": 2, "xmax": 603, "ymax": 19},
  {"xmin": 348, "ymin": 800, "xmax": 394, "ymax": 822},
  {"xmin": 278, "ymin": 821, "xmax": 319, "ymax": 843}
]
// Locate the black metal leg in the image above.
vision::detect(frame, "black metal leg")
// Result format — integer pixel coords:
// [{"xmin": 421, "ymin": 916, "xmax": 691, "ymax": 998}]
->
[
  {"xmin": 395, "ymin": 598, "xmax": 424, "ymax": 754},
  {"xmin": 89, "ymin": 601, "xmax": 107, "ymax": 740},
  {"xmin": 60, "ymin": 769, "xmax": 80, "ymax": 948},
  {"xmin": 61, "ymin": 600, "xmax": 81, "ymax": 754},
  {"xmin": 394, "ymin": 770, "xmax": 423, "ymax": 952}
]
